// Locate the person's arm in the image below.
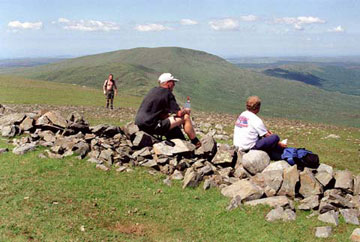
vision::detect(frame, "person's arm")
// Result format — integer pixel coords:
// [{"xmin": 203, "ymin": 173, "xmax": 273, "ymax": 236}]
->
[
  {"xmin": 114, "ymin": 80, "xmax": 118, "ymax": 95},
  {"xmin": 103, "ymin": 80, "xmax": 107, "ymax": 94}
]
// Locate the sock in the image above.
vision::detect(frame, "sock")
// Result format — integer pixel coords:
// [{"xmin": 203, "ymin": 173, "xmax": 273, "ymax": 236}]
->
[{"xmin": 191, "ymin": 137, "xmax": 200, "ymax": 145}]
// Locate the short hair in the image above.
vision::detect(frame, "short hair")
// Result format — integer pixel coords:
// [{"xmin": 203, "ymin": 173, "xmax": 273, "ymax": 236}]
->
[{"xmin": 246, "ymin": 96, "xmax": 261, "ymax": 111}]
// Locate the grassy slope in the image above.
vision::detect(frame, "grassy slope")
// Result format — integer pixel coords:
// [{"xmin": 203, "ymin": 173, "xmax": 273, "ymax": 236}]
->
[
  {"xmin": 0, "ymin": 75, "xmax": 359, "ymax": 241},
  {"xmin": 6, "ymin": 47, "xmax": 360, "ymax": 127}
]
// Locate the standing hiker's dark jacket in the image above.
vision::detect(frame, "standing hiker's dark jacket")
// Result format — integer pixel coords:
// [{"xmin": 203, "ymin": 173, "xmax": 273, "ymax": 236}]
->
[{"xmin": 135, "ymin": 87, "xmax": 180, "ymax": 129}]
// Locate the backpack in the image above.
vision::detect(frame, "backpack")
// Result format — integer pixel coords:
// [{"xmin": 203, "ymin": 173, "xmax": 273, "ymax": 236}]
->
[{"xmin": 281, "ymin": 147, "xmax": 320, "ymax": 169}]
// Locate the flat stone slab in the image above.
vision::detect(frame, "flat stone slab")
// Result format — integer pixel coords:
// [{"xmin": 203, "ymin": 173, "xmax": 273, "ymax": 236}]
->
[
  {"xmin": 318, "ymin": 210, "xmax": 339, "ymax": 226},
  {"xmin": 245, "ymin": 196, "xmax": 291, "ymax": 208},
  {"xmin": 340, "ymin": 209, "xmax": 359, "ymax": 225},
  {"xmin": 221, "ymin": 180, "xmax": 263, "ymax": 201}
]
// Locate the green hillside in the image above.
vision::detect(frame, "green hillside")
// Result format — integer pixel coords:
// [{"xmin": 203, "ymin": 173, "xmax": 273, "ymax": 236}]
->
[{"xmin": 7, "ymin": 47, "xmax": 360, "ymax": 127}]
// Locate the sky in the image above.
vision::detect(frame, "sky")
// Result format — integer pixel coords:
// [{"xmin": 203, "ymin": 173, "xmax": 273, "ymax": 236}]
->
[{"xmin": 1, "ymin": 0, "xmax": 359, "ymax": 58}]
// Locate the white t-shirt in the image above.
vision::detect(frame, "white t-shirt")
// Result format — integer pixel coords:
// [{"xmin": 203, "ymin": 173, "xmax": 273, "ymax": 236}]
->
[{"xmin": 233, "ymin": 110, "xmax": 268, "ymax": 151}]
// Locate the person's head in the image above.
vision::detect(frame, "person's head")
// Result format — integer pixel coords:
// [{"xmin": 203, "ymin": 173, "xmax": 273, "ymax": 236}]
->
[
  {"xmin": 158, "ymin": 73, "xmax": 179, "ymax": 92},
  {"xmin": 108, "ymin": 74, "xmax": 113, "ymax": 80},
  {"xmin": 246, "ymin": 96, "xmax": 261, "ymax": 114}
]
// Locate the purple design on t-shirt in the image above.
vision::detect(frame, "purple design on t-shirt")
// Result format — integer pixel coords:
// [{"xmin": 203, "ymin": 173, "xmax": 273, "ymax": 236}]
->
[{"xmin": 235, "ymin": 116, "xmax": 248, "ymax": 128}]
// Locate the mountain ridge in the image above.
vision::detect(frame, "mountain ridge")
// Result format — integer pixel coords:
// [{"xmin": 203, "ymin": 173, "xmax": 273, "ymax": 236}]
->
[{"xmin": 4, "ymin": 47, "xmax": 360, "ymax": 127}]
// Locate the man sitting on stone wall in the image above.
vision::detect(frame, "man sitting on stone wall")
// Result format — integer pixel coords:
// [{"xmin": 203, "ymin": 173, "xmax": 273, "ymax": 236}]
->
[
  {"xmin": 233, "ymin": 96, "xmax": 286, "ymax": 160},
  {"xmin": 135, "ymin": 73, "xmax": 201, "ymax": 148}
]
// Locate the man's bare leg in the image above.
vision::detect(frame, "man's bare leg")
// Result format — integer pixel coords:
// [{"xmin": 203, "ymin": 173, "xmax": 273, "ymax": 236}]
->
[{"xmin": 169, "ymin": 115, "xmax": 196, "ymax": 140}]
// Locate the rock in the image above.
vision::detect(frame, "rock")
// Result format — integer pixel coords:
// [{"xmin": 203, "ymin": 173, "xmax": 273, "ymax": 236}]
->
[
  {"xmin": 315, "ymin": 226, "xmax": 332, "ymax": 238},
  {"xmin": 262, "ymin": 170, "xmax": 283, "ymax": 195},
  {"xmin": 132, "ymin": 147, "xmax": 152, "ymax": 158},
  {"xmin": 1, "ymin": 125, "xmax": 17, "ymax": 137},
  {"xmin": 278, "ymin": 165, "xmax": 299, "ymax": 198},
  {"xmin": 99, "ymin": 149, "xmax": 113, "ymax": 166},
  {"xmin": 340, "ymin": 209, "xmax": 359, "ymax": 225},
  {"xmin": 163, "ymin": 177, "xmax": 172, "ymax": 186},
  {"xmin": 298, "ymin": 195, "xmax": 319, "ymax": 210},
  {"xmin": 96, "ymin": 164, "xmax": 110, "ymax": 171},
  {"xmin": 19, "ymin": 116, "xmax": 34, "ymax": 131},
  {"xmin": 211, "ymin": 147, "xmax": 233, "ymax": 165},
  {"xmin": 182, "ymin": 168, "xmax": 201, "ymax": 189},
  {"xmin": 12, "ymin": 143, "xmax": 37, "ymax": 155},
  {"xmin": 226, "ymin": 195, "xmax": 242, "ymax": 211},
  {"xmin": 221, "ymin": 180, "xmax": 264, "ymax": 201},
  {"xmin": 318, "ymin": 210, "xmax": 339, "ymax": 226},
  {"xmin": 350, "ymin": 228, "xmax": 360, "ymax": 241},
  {"xmin": 198, "ymin": 164, "xmax": 213, "ymax": 176},
  {"xmin": 153, "ymin": 139, "xmax": 195, "ymax": 156},
  {"xmin": 0, "ymin": 113, "xmax": 26, "ymax": 126},
  {"xmin": 245, "ymin": 196, "xmax": 291, "ymax": 208},
  {"xmin": 141, "ymin": 159, "xmax": 158, "ymax": 168},
  {"xmin": 218, "ymin": 167, "xmax": 233, "ymax": 178},
  {"xmin": 317, "ymin": 163, "xmax": 334, "ymax": 174},
  {"xmin": 171, "ymin": 170, "xmax": 184, "ymax": 180},
  {"xmin": 116, "ymin": 166, "xmax": 127, "ymax": 172},
  {"xmin": 203, "ymin": 178, "xmax": 217, "ymax": 190},
  {"xmin": 0, "ymin": 148, "xmax": 9, "ymax": 154},
  {"xmin": 282, "ymin": 209, "xmax": 296, "ymax": 221},
  {"xmin": 90, "ymin": 124, "xmax": 109, "ymax": 136},
  {"xmin": 72, "ymin": 141, "xmax": 90, "ymax": 158},
  {"xmin": 262, "ymin": 160, "xmax": 290, "ymax": 173},
  {"xmin": 102, "ymin": 125, "xmax": 121, "ymax": 137},
  {"xmin": 325, "ymin": 134, "xmax": 340, "ymax": 139},
  {"xmin": 42, "ymin": 111, "xmax": 67, "ymax": 128},
  {"xmin": 334, "ymin": 170, "xmax": 354, "ymax": 192},
  {"xmin": 194, "ymin": 134, "xmax": 217, "ymax": 159},
  {"xmin": 233, "ymin": 165, "xmax": 251, "ymax": 179},
  {"xmin": 299, "ymin": 168, "xmax": 323, "ymax": 197},
  {"xmin": 242, "ymin": 150, "xmax": 270, "ymax": 175},
  {"xmin": 122, "ymin": 122, "xmax": 139, "ymax": 139},
  {"xmin": 266, "ymin": 207, "xmax": 284, "ymax": 222},
  {"xmin": 316, "ymin": 171, "xmax": 334, "ymax": 187},
  {"xmin": 354, "ymin": 175, "xmax": 360, "ymax": 196}
]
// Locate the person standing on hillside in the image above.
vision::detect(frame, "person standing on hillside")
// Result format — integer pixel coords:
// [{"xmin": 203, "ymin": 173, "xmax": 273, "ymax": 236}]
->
[
  {"xmin": 233, "ymin": 96, "xmax": 287, "ymax": 160},
  {"xmin": 135, "ymin": 73, "xmax": 201, "ymax": 148},
  {"xmin": 103, "ymin": 74, "xmax": 118, "ymax": 109}
]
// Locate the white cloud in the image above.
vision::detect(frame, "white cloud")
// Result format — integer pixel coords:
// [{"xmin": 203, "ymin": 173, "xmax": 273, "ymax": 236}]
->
[
  {"xmin": 274, "ymin": 16, "xmax": 325, "ymax": 30},
  {"xmin": 58, "ymin": 18, "xmax": 70, "ymax": 23},
  {"xmin": 328, "ymin": 25, "xmax": 345, "ymax": 33},
  {"xmin": 8, "ymin": 21, "xmax": 42, "ymax": 30},
  {"xmin": 134, "ymin": 23, "xmax": 171, "ymax": 32},
  {"xmin": 240, "ymin": 15, "xmax": 258, "ymax": 22},
  {"xmin": 180, "ymin": 19, "xmax": 198, "ymax": 25},
  {"xmin": 209, "ymin": 18, "xmax": 239, "ymax": 31},
  {"xmin": 56, "ymin": 18, "xmax": 120, "ymax": 32}
]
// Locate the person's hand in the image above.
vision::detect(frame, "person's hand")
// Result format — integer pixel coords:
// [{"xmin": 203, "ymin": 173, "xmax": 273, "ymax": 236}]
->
[
  {"xmin": 184, "ymin": 108, "xmax": 191, "ymax": 115},
  {"xmin": 267, "ymin": 130, "xmax": 273, "ymax": 135},
  {"xmin": 103, "ymin": 90, "xmax": 106, "ymax": 95},
  {"xmin": 278, "ymin": 142, "xmax": 287, "ymax": 148}
]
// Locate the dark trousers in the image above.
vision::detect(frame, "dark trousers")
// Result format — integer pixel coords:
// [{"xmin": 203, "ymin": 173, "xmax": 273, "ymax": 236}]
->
[{"xmin": 252, "ymin": 134, "xmax": 284, "ymax": 160}]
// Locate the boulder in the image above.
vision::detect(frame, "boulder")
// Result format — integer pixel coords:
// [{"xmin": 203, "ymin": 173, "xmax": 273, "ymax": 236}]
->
[
  {"xmin": 1, "ymin": 125, "xmax": 17, "ymax": 137},
  {"xmin": 299, "ymin": 168, "xmax": 323, "ymax": 197},
  {"xmin": 340, "ymin": 209, "xmax": 359, "ymax": 225},
  {"xmin": 266, "ymin": 207, "xmax": 284, "ymax": 222},
  {"xmin": 194, "ymin": 134, "xmax": 217, "ymax": 159},
  {"xmin": 102, "ymin": 125, "xmax": 121, "ymax": 137},
  {"xmin": 350, "ymin": 228, "xmax": 360, "ymax": 241},
  {"xmin": 221, "ymin": 180, "xmax": 264, "ymax": 201},
  {"xmin": 122, "ymin": 122, "xmax": 139, "ymax": 139},
  {"xmin": 42, "ymin": 111, "xmax": 67, "ymax": 128},
  {"xmin": 19, "ymin": 116, "xmax": 34, "ymax": 131},
  {"xmin": 182, "ymin": 168, "xmax": 201, "ymax": 189},
  {"xmin": 317, "ymin": 163, "xmax": 334, "ymax": 174},
  {"xmin": 233, "ymin": 165, "xmax": 251, "ymax": 179},
  {"xmin": 72, "ymin": 141, "xmax": 90, "ymax": 158},
  {"xmin": 354, "ymin": 175, "xmax": 360, "ymax": 196},
  {"xmin": 226, "ymin": 195, "xmax": 242, "ymax": 211},
  {"xmin": 316, "ymin": 171, "xmax": 334, "ymax": 187},
  {"xmin": 0, "ymin": 148, "xmax": 9, "ymax": 154},
  {"xmin": 0, "ymin": 113, "xmax": 26, "ymax": 126},
  {"xmin": 262, "ymin": 160, "xmax": 290, "ymax": 173},
  {"xmin": 245, "ymin": 196, "xmax": 291, "ymax": 208},
  {"xmin": 211, "ymin": 146, "xmax": 233, "ymax": 165},
  {"xmin": 315, "ymin": 226, "xmax": 332, "ymax": 238},
  {"xmin": 318, "ymin": 210, "xmax": 339, "ymax": 226},
  {"xmin": 153, "ymin": 139, "xmax": 195, "ymax": 156},
  {"xmin": 13, "ymin": 143, "xmax": 37, "ymax": 155},
  {"xmin": 242, "ymin": 150, "xmax": 270, "ymax": 175},
  {"xmin": 171, "ymin": 170, "xmax": 184, "ymax": 180},
  {"xmin": 298, "ymin": 195, "xmax": 319, "ymax": 210},
  {"xmin": 334, "ymin": 170, "xmax": 354, "ymax": 192},
  {"xmin": 278, "ymin": 165, "xmax": 299, "ymax": 198},
  {"xmin": 99, "ymin": 149, "xmax": 113, "ymax": 166}
]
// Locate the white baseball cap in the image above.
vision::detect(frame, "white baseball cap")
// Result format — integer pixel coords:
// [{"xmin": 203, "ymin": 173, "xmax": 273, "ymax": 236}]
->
[{"xmin": 158, "ymin": 73, "xmax": 179, "ymax": 84}]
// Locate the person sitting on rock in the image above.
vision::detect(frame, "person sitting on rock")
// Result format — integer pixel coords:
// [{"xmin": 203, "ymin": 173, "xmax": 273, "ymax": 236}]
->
[
  {"xmin": 135, "ymin": 73, "xmax": 201, "ymax": 148},
  {"xmin": 233, "ymin": 96, "xmax": 286, "ymax": 160}
]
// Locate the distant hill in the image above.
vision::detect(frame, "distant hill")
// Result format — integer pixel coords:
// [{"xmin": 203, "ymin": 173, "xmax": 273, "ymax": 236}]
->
[{"xmin": 6, "ymin": 47, "xmax": 360, "ymax": 127}]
